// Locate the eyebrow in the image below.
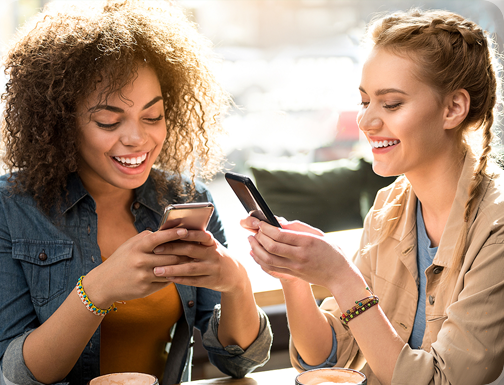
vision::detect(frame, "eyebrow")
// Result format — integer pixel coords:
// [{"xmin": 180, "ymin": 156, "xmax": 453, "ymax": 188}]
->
[
  {"xmin": 359, "ymin": 86, "xmax": 408, "ymax": 96},
  {"xmin": 88, "ymin": 96, "xmax": 163, "ymax": 113}
]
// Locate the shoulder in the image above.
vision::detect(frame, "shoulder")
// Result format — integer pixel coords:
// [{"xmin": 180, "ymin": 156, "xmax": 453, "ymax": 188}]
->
[
  {"xmin": 0, "ymin": 173, "xmax": 13, "ymax": 194},
  {"xmin": 0, "ymin": 173, "xmax": 32, "ymax": 204},
  {"xmin": 473, "ymin": 167, "xmax": 504, "ymax": 234}
]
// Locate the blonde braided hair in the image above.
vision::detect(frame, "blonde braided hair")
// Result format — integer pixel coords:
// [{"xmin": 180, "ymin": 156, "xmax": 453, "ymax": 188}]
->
[{"xmin": 364, "ymin": 9, "xmax": 500, "ymax": 274}]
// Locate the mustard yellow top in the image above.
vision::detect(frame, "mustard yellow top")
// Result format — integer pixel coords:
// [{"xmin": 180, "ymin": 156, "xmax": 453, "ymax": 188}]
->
[{"xmin": 100, "ymin": 272, "xmax": 183, "ymax": 380}]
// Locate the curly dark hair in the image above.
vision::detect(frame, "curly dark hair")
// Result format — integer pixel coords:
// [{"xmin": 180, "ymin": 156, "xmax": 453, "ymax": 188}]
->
[{"xmin": 1, "ymin": 0, "xmax": 230, "ymax": 213}]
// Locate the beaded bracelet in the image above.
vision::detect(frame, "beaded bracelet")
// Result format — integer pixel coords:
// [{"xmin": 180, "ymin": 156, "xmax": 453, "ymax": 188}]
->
[
  {"xmin": 76, "ymin": 275, "xmax": 117, "ymax": 317},
  {"xmin": 340, "ymin": 291, "xmax": 379, "ymax": 325}
]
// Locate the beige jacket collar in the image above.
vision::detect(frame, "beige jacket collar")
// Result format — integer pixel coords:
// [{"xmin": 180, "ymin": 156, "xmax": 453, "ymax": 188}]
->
[{"xmin": 390, "ymin": 151, "xmax": 491, "ymax": 268}]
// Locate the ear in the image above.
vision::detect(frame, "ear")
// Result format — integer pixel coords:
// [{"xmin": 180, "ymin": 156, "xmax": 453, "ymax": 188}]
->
[{"xmin": 443, "ymin": 89, "xmax": 470, "ymax": 130}]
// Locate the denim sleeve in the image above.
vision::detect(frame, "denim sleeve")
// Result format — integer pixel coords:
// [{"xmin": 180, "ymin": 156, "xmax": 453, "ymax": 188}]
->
[
  {"xmin": 1, "ymin": 331, "xmax": 67, "ymax": 385},
  {"xmin": 201, "ymin": 304, "xmax": 272, "ymax": 378},
  {"xmin": 0, "ymin": 201, "xmax": 38, "ymax": 384},
  {"xmin": 298, "ymin": 326, "xmax": 338, "ymax": 370}
]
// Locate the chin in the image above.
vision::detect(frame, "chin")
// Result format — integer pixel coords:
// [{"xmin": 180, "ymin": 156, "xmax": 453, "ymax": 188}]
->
[
  {"xmin": 111, "ymin": 174, "xmax": 151, "ymax": 191},
  {"xmin": 371, "ymin": 163, "xmax": 402, "ymax": 178}
]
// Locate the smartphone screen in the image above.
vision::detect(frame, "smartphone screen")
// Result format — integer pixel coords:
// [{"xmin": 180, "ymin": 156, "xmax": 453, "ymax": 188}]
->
[
  {"xmin": 158, "ymin": 202, "xmax": 214, "ymax": 231},
  {"xmin": 225, "ymin": 172, "xmax": 281, "ymax": 227}
]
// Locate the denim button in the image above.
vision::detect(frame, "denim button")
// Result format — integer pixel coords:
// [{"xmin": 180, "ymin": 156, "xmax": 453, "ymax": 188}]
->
[
  {"xmin": 429, "ymin": 295, "xmax": 435, "ymax": 305},
  {"xmin": 87, "ymin": 225, "xmax": 91, "ymax": 235},
  {"xmin": 38, "ymin": 252, "xmax": 47, "ymax": 261},
  {"xmin": 146, "ymin": 227, "xmax": 153, "ymax": 232},
  {"xmin": 133, "ymin": 202, "xmax": 140, "ymax": 210},
  {"xmin": 187, "ymin": 300, "xmax": 195, "ymax": 308}
]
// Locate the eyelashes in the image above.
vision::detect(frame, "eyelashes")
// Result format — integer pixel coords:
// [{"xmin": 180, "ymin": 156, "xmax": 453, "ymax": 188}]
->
[
  {"xmin": 359, "ymin": 101, "xmax": 402, "ymax": 110},
  {"xmin": 96, "ymin": 122, "xmax": 119, "ymax": 129},
  {"xmin": 95, "ymin": 115, "xmax": 164, "ymax": 130},
  {"xmin": 144, "ymin": 115, "xmax": 164, "ymax": 123},
  {"xmin": 383, "ymin": 103, "xmax": 401, "ymax": 110}
]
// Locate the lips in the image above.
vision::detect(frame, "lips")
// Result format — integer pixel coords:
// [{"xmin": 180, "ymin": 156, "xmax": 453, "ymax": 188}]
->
[{"xmin": 112, "ymin": 153, "xmax": 148, "ymax": 168}]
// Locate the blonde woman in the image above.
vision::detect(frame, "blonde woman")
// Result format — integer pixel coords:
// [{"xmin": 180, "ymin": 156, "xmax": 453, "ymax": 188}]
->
[{"xmin": 242, "ymin": 9, "xmax": 504, "ymax": 385}]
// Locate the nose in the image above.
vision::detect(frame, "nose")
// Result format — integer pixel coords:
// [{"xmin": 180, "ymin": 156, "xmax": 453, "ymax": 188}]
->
[
  {"xmin": 357, "ymin": 105, "xmax": 383, "ymax": 134},
  {"xmin": 120, "ymin": 121, "xmax": 148, "ymax": 147}
]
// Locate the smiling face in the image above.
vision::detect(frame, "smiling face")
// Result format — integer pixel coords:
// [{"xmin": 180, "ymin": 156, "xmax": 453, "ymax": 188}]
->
[
  {"xmin": 76, "ymin": 64, "xmax": 167, "ymax": 194},
  {"xmin": 357, "ymin": 48, "xmax": 458, "ymax": 180}
]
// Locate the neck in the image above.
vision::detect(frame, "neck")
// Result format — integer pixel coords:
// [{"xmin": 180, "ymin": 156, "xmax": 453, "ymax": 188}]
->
[{"xmin": 407, "ymin": 150, "xmax": 465, "ymax": 247}]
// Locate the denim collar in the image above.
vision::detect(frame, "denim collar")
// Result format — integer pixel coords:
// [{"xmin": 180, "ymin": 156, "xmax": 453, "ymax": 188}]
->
[
  {"xmin": 61, "ymin": 172, "xmax": 166, "ymax": 215},
  {"xmin": 134, "ymin": 174, "xmax": 165, "ymax": 215}
]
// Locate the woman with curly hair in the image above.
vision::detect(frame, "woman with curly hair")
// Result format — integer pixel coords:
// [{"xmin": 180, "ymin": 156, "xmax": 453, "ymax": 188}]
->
[
  {"xmin": 0, "ymin": 1, "xmax": 272, "ymax": 384},
  {"xmin": 241, "ymin": 8, "xmax": 504, "ymax": 385}
]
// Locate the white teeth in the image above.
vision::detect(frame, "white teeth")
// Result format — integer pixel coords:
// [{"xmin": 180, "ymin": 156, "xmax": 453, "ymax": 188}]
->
[
  {"xmin": 113, "ymin": 153, "xmax": 147, "ymax": 167},
  {"xmin": 370, "ymin": 140, "xmax": 399, "ymax": 149}
]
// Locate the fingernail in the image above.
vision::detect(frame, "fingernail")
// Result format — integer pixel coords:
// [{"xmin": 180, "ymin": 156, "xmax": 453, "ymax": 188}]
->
[
  {"xmin": 154, "ymin": 267, "xmax": 165, "ymax": 276},
  {"xmin": 252, "ymin": 220, "xmax": 260, "ymax": 228},
  {"xmin": 177, "ymin": 228, "xmax": 188, "ymax": 237},
  {"xmin": 153, "ymin": 245, "xmax": 164, "ymax": 254}
]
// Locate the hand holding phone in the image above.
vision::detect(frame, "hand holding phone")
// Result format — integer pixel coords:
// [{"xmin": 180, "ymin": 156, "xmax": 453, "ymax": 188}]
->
[
  {"xmin": 225, "ymin": 171, "xmax": 281, "ymax": 227},
  {"xmin": 158, "ymin": 202, "xmax": 214, "ymax": 231}
]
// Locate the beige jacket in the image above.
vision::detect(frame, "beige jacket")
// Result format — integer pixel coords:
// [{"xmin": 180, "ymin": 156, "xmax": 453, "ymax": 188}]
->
[{"xmin": 290, "ymin": 151, "xmax": 504, "ymax": 384}]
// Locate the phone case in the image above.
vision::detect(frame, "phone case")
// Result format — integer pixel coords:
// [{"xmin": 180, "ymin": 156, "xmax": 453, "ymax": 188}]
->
[
  {"xmin": 158, "ymin": 202, "xmax": 214, "ymax": 231},
  {"xmin": 225, "ymin": 172, "xmax": 281, "ymax": 227}
]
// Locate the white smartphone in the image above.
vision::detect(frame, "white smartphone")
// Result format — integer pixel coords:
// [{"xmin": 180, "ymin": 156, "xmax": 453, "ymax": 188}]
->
[{"xmin": 158, "ymin": 202, "xmax": 214, "ymax": 231}]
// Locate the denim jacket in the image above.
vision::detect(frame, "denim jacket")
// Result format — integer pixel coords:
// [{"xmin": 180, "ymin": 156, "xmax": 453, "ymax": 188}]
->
[{"xmin": 0, "ymin": 172, "xmax": 272, "ymax": 385}]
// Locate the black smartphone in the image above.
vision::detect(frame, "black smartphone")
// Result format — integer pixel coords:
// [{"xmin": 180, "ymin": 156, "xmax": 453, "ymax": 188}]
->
[
  {"xmin": 158, "ymin": 202, "xmax": 214, "ymax": 231},
  {"xmin": 225, "ymin": 171, "xmax": 281, "ymax": 227}
]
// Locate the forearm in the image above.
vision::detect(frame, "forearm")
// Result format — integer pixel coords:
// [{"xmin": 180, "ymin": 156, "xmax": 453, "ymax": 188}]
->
[
  {"xmin": 218, "ymin": 266, "xmax": 260, "ymax": 350},
  {"xmin": 23, "ymin": 285, "xmax": 103, "ymax": 383},
  {"xmin": 282, "ymin": 280, "xmax": 333, "ymax": 366},
  {"xmin": 329, "ymin": 263, "xmax": 403, "ymax": 385}
]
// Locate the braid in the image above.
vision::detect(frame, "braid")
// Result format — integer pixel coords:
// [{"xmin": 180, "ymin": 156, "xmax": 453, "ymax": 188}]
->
[
  {"xmin": 426, "ymin": 17, "xmax": 484, "ymax": 46},
  {"xmin": 465, "ymin": 113, "xmax": 494, "ymax": 222}
]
